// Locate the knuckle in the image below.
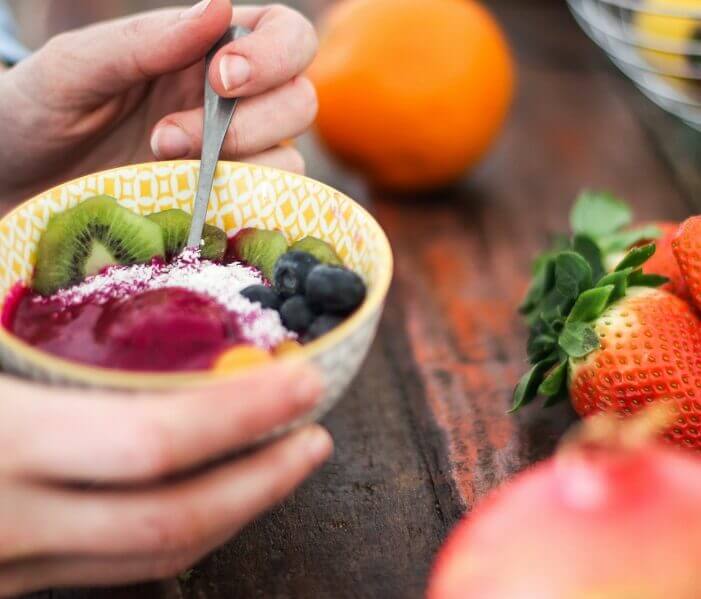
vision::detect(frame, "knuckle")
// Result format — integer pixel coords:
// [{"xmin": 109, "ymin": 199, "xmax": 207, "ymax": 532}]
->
[
  {"xmin": 267, "ymin": 3, "xmax": 296, "ymax": 19},
  {"xmin": 42, "ymin": 31, "xmax": 73, "ymax": 56},
  {"xmin": 121, "ymin": 15, "xmax": 149, "ymax": 45},
  {"xmin": 299, "ymin": 15, "xmax": 319, "ymax": 57},
  {"xmin": 270, "ymin": 3, "xmax": 315, "ymax": 39},
  {"xmin": 140, "ymin": 504, "xmax": 203, "ymax": 554},
  {"xmin": 280, "ymin": 8, "xmax": 317, "ymax": 68},
  {"xmin": 130, "ymin": 418, "xmax": 176, "ymax": 479},
  {"xmin": 37, "ymin": 33, "xmax": 76, "ymax": 91},
  {"xmin": 227, "ymin": 119, "xmax": 245, "ymax": 156},
  {"xmin": 291, "ymin": 76, "xmax": 319, "ymax": 127},
  {"xmin": 120, "ymin": 18, "xmax": 153, "ymax": 80}
]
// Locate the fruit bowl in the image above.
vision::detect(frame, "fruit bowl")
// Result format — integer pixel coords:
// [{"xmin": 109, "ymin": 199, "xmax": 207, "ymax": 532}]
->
[
  {"xmin": 0, "ymin": 161, "xmax": 392, "ymax": 423},
  {"xmin": 567, "ymin": 0, "xmax": 701, "ymax": 130}
]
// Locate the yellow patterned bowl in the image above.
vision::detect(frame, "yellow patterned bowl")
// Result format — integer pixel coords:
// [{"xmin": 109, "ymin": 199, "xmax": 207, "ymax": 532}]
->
[{"xmin": 0, "ymin": 161, "xmax": 393, "ymax": 421}]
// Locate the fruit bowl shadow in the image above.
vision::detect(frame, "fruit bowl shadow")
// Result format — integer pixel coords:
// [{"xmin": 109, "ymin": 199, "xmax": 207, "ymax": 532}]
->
[{"xmin": 0, "ymin": 161, "xmax": 393, "ymax": 429}]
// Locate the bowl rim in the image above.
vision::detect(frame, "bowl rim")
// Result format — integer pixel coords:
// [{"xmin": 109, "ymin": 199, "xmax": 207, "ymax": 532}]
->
[{"xmin": 0, "ymin": 160, "xmax": 394, "ymax": 389}]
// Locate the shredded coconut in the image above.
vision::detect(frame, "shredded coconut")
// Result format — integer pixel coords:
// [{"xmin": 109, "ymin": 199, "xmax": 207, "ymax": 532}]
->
[{"xmin": 36, "ymin": 248, "xmax": 291, "ymax": 349}]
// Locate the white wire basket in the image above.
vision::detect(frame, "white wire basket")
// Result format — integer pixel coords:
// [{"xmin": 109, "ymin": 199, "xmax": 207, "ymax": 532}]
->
[{"xmin": 567, "ymin": 0, "xmax": 701, "ymax": 130}]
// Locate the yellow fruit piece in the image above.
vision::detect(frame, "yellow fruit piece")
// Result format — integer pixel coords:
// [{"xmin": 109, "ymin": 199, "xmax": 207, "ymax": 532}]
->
[
  {"xmin": 213, "ymin": 345, "xmax": 273, "ymax": 373},
  {"xmin": 308, "ymin": 0, "xmax": 515, "ymax": 191},
  {"xmin": 274, "ymin": 340, "xmax": 303, "ymax": 355},
  {"xmin": 633, "ymin": 0, "xmax": 701, "ymax": 96}
]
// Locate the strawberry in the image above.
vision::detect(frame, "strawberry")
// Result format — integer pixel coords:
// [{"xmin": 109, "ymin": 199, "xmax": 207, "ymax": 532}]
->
[
  {"xmin": 639, "ymin": 221, "xmax": 687, "ymax": 300},
  {"xmin": 672, "ymin": 216, "xmax": 701, "ymax": 310},
  {"xmin": 514, "ymin": 244, "xmax": 701, "ymax": 451},
  {"xmin": 606, "ymin": 222, "xmax": 686, "ymax": 298}
]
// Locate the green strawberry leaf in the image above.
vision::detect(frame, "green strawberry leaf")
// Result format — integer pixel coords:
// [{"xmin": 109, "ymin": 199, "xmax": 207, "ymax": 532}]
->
[
  {"xmin": 543, "ymin": 383, "xmax": 570, "ymax": 408},
  {"xmin": 597, "ymin": 268, "xmax": 631, "ymax": 302},
  {"xmin": 529, "ymin": 288, "xmax": 575, "ymax": 328},
  {"xmin": 567, "ymin": 285, "xmax": 614, "ymax": 323},
  {"xmin": 510, "ymin": 358, "xmax": 557, "ymax": 413},
  {"xmin": 614, "ymin": 243, "xmax": 656, "ymax": 272},
  {"xmin": 559, "ymin": 321, "xmax": 600, "ymax": 358},
  {"xmin": 537, "ymin": 360, "xmax": 568, "ymax": 397},
  {"xmin": 598, "ymin": 225, "xmax": 662, "ymax": 254},
  {"xmin": 628, "ymin": 271, "xmax": 669, "ymax": 288},
  {"xmin": 570, "ymin": 191, "xmax": 632, "ymax": 237},
  {"xmin": 555, "ymin": 252, "xmax": 593, "ymax": 299},
  {"xmin": 572, "ymin": 234, "xmax": 604, "ymax": 282},
  {"xmin": 520, "ymin": 256, "xmax": 556, "ymax": 315},
  {"xmin": 527, "ymin": 332, "xmax": 557, "ymax": 363}
]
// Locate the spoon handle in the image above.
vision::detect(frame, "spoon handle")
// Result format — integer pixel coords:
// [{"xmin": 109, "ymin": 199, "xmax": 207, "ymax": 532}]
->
[{"xmin": 187, "ymin": 25, "xmax": 251, "ymax": 250}]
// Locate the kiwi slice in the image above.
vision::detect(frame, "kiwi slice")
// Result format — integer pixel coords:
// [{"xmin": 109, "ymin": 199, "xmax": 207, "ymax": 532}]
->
[
  {"xmin": 146, "ymin": 209, "xmax": 227, "ymax": 261},
  {"xmin": 33, "ymin": 195, "xmax": 165, "ymax": 296},
  {"xmin": 290, "ymin": 236, "xmax": 343, "ymax": 266},
  {"xmin": 232, "ymin": 228, "xmax": 288, "ymax": 281}
]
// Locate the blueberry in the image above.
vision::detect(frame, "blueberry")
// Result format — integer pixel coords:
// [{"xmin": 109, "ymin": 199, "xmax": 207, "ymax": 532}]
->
[
  {"xmin": 305, "ymin": 314, "xmax": 344, "ymax": 342},
  {"xmin": 274, "ymin": 251, "xmax": 320, "ymax": 298},
  {"xmin": 279, "ymin": 296, "xmax": 316, "ymax": 334},
  {"xmin": 240, "ymin": 285, "xmax": 282, "ymax": 310},
  {"xmin": 305, "ymin": 265, "xmax": 366, "ymax": 315}
]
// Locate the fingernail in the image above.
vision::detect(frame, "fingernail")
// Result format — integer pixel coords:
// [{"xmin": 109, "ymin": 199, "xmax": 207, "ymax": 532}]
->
[
  {"xmin": 151, "ymin": 125, "xmax": 192, "ymax": 159},
  {"xmin": 220, "ymin": 55, "xmax": 251, "ymax": 91},
  {"xmin": 304, "ymin": 427, "xmax": 333, "ymax": 463},
  {"xmin": 180, "ymin": 0, "xmax": 212, "ymax": 19}
]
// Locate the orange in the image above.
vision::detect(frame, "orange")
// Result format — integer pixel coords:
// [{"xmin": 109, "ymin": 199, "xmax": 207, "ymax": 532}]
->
[
  {"xmin": 213, "ymin": 345, "xmax": 273, "ymax": 373},
  {"xmin": 308, "ymin": 0, "xmax": 515, "ymax": 190}
]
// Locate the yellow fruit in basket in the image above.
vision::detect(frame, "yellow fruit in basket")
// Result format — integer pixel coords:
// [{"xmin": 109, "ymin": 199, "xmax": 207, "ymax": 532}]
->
[
  {"xmin": 633, "ymin": 0, "xmax": 701, "ymax": 79},
  {"xmin": 308, "ymin": 0, "xmax": 515, "ymax": 191},
  {"xmin": 213, "ymin": 345, "xmax": 273, "ymax": 373}
]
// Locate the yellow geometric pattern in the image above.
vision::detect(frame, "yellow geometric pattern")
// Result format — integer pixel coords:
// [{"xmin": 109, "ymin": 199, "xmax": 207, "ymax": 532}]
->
[{"xmin": 0, "ymin": 161, "xmax": 381, "ymax": 299}]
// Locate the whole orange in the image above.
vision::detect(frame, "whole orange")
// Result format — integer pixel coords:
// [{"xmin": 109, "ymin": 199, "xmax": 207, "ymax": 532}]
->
[{"xmin": 308, "ymin": 0, "xmax": 515, "ymax": 190}]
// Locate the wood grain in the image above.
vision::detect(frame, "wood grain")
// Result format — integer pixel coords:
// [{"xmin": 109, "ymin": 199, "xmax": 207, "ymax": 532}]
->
[{"xmin": 21, "ymin": 0, "xmax": 701, "ymax": 597}]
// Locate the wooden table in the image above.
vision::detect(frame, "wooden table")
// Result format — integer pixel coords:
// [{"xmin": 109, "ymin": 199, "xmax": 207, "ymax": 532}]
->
[{"xmin": 27, "ymin": 0, "xmax": 701, "ymax": 597}]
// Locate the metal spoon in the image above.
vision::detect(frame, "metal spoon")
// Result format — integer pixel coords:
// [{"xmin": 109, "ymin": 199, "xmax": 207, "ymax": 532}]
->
[{"xmin": 187, "ymin": 25, "xmax": 251, "ymax": 250}]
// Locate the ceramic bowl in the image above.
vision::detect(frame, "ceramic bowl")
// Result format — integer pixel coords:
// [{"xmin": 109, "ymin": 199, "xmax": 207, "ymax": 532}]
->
[{"xmin": 0, "ymin": 161, "xmax": 393, "ymax": 424}]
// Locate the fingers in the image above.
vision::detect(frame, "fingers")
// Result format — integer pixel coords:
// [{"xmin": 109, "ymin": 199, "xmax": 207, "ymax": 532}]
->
[
  {"xmin": 0, "ymin": 362, "xmax": 322, "ymax": 483},
  {"xmin": 0, "ymin": 554, "xmax": 195, "ymax": 596},
  {"xmin": 151, "ymin": 76, "xmax": 317, "ymax": 160},
  {"xmin": 209, "ymin": 4, "xmax": 318, "ymax": 98},
  {"xmin": 0, "ymin": 552, "xmax": 208, "ymax": 595},
  {"xmin": 6, "ymin": 426, "xmax": 332, "ymax": 562},
  {"xmin": 243, "ymin": 146, "xmax": 306, "ymax": 174},
  {"xmin": 16, "ymin": 0, "xmax": 232, "ymax": 101}
]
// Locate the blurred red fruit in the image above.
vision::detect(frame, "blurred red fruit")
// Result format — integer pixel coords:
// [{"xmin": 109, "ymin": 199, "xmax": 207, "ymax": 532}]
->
[{"xmin": 429, "ymin": 420, "xmax": 701, "ymax": 598}]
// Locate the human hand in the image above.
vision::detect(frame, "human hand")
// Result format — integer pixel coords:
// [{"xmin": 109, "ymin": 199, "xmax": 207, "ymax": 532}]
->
[
  {"xmin": 0, "ymin": 363, "xmax": 332, "ymax": 595},
  {"xmin": 0, "ymin": 0, "xmax": 318, "ymax": 205}
]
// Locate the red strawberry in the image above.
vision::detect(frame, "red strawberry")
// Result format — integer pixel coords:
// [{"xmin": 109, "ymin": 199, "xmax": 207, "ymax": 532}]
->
[
  {"xmin": 592, "ymin": 221, "xmax": 685, "ymax": 299},
  {"xmin": 672, "ymin": 216, "xmax": 701, "ymax": 310},
  {"xmin": 568, "ymin": 287, "xmax": 701, "ymax": 449},
  {"xmin": 515, "ymin": 245, "xmax": 701, "ymax": 451},
  {"xmin": 637, "ymin": 221, "xmax": 687, "ymax": 300}
]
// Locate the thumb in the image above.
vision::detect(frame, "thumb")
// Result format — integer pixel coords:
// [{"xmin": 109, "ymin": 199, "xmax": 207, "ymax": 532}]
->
[{"xmin": 17, "ymin": 0, "xmax": 231, "ymax": 101}]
